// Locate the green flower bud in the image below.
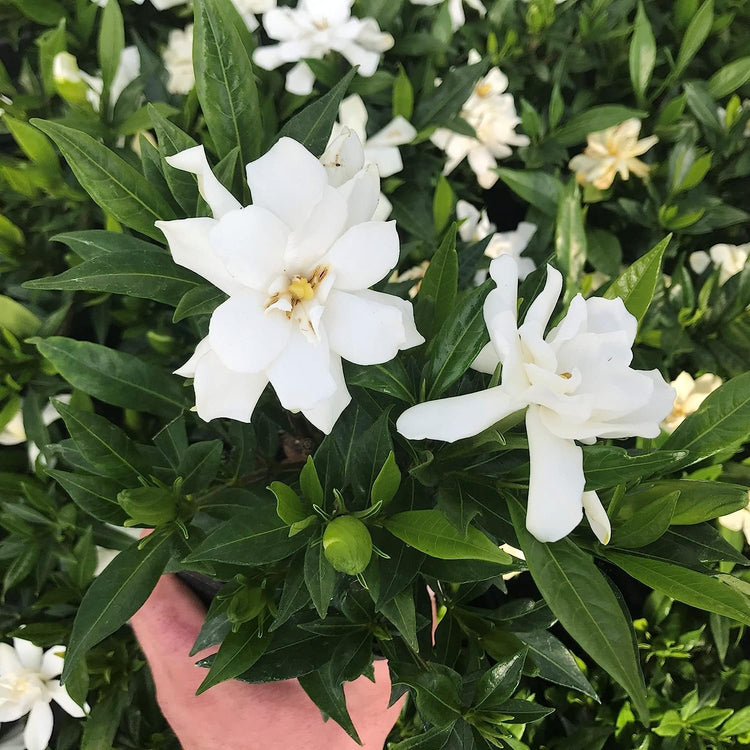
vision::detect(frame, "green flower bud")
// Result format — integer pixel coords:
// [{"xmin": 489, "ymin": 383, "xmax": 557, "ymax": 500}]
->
[
  {"xmin": 118, "ymin": 487, "xmax": 177, "ymax": 526},
  {"xmin": 323, "ymin": 516, "xmax": 373, "ymax": 576},
  {"xmin": 52, "ymin": 52, "xmax": 90, "ymax": 105},
  {"xmin": 227, "ymin": 586, "xmax": 265, "ymax": 626}
]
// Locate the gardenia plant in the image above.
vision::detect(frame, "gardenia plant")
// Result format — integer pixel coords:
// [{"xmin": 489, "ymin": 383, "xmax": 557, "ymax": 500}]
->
[
  {"xmin": 397, "ymin": 255, "xmax": 676, "ymax": 542},
  {"xmin": 160, "ymin": 131, "xmax": 423, "ymax": 432}
]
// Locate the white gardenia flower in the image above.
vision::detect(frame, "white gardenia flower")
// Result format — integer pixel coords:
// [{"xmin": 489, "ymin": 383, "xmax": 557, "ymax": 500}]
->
[
  {"xmin": 328, "ymin": 94, "xmax": 416, "ymax": 220},
  {"xmin": 431, "ymin": 51, "xmax": 529, "ymax": 189},
  {"xmin": 662, "ymin": 371, "xmax": 722, "ymax": 434},
  {"xmin": 0, "ymin": 639, "xmax": 87, "ymax": 750},
  {"xmin": 253, "ymin": 0, "xmax": 394, "ymax": 95},
  {"xmin": 688, "ymin": 242, "xmax": 749, "ymax": 284},
  {"xmin": 719, "ymin": 496, "xmax": 750, "ymax": 545},
  {"xmin": 397, "ymin": 255, "xmax": 675, "ymax": 543},
  {"xmin": 457, "ymin": 199, "xmax": 536, "ymax": 280},
  {"xmin": 0, "ymin": 396, "xmax": 70, "ymax": 467},
  {"xmin": 232, "ymin": 0, "xmax": 277, "ymax": 30},
  {"xmin": 569, "ymin": 118, "xmax": 658, "ymax": 190},
  {"xmin": 163, "ymin": 25, "xmax": 195, "ymax": 95},
  {"xmin": 409, "ymin": 0, "xmax": 487, "ymax": 31},
  {"xmin": 158, "ymin": 131, "xmax": 423, "ymax": 434}
]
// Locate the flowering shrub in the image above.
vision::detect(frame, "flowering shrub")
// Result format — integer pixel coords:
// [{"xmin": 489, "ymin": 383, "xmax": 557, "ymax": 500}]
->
[{"xmin": 1, "ymin": 0, "xmax": 749, "ymax": 748}]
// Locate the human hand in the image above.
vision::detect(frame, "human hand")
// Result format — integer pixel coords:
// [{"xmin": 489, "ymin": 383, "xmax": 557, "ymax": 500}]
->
[{"xmin": 131, "ymin": 574, "xmax": 403, "ymax": 750}]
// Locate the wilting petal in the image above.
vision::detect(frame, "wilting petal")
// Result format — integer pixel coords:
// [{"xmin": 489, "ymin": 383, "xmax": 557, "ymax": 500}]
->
[
  {"xmin": 324, "ymin": 290, "xmax": 405, "ymax": 365},
  {"xmin": 525, "ymin": 406, "xmax": 585, "ymax": 543},
  {"xmin": 210, "ymin": 206, "xmax": 288, "ymax": 291},
  {"xmin": 13, "ymin": 639, "xmax": 43, "ymax": 671},
  {"xmin": 209, "ymin": 293, "xmax": 291, "ymax": 373},
  {"xmin": 156, "ymin": 218, "xmax": 245, "ymax": 297},
  {"xmin": 397, "ymin": 387, "xmax": 522, "ymax": 442},
  {"xmin": 48, "ymin": 682, "xmax": 87, "ymax": 718},
  {"xmin": 358, "ymin": 290, "xmax": 424, "ymax": 349},
  {"xmin": 582, "ymin": 490, "xmax": 611, "ymax": 544},
  {"xmin": 40, "ymin": 646, "xmax": 65, "ymax": 680},
  {"xmin": 267, "ymin": 330, "xmax": 337, "ymax": 410},
  {"xmin": 193, "ymin": 349, "xmax": 268, "ymax": 422},
  {"xmin": 245, "ymin": 137, "xmax": 328, "ymax": 231},
  {"xmin": 24, "ymin": 701, "xmax": 54, "ymax": 750},
  {"xmin": 165, "ymin": 146, "xmax": 240, "ymax": 220},
  {"xmin": 0, "ymin": 642, "xmax": 23, "ymax": 676},
  {"xmin": 301, "ymin": 354, "xmax": 351, "ymax": 434},
  {"xmin": 327, "ymin": 221, "xmax": 399, "ymax": 290}
]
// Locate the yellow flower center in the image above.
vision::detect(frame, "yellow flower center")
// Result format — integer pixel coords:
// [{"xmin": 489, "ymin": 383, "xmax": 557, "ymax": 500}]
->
[
  {"xmin": 475, "ymin": 83, "xmax": 492, "ymax": 98},
  {"xmin": 288, "ymin": 277, "xmax": 315, "ymax": 301},
  {"xmin": 560, "ymin": 372, "xmax": 572, "ymax": 380}
]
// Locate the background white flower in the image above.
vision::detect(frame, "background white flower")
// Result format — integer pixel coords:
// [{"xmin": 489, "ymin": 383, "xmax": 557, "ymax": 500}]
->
[
  {"xmin": 689, "ymin": 242, "xmax": 749, "ymax": 284},
  {"xmin": 409, "ymin": 0, "xmax": 487, "ymax": 31},
  {"xmin": 0, "ymin": 396, "xmax": 71, "ymax": 467},
  {"xmin": 662, "ymin": 371, "xmax": 722, "ymax": 434},
  {"xmin": 569, "ymin": 118, "xmax": 657, "ymax": 190},
  {"xmin": 163, "ymin": 25, "xmax": 194, "ymax": 95},
  {"xmin": 253, "ymin": 0, "xmax": 394, "ymax": 95},
  {"xmin": 456, "ymin": 199, "xmax": 536, "ymax": 280},
  {"xmin": 91, "ymin": 0, "xmax": 186, "ymax": 8},
  {"xmin": 232, "ymin": 0, "xmax": 277, "ymax": 30},
  {"xmin": 397, "ymin": 255, "xmax": 675, "ymax": 543},
  {"xmin": 719, "ymin": 495, "xmax": 750, "ymax": 544},
  {"xmin": 0, "ymin": 639, "xmax": 86, "ymax": 750},
  {"xmin": 431, "ymin": 51, "xmax": 529, "ymax": 189},
  {"xmin": 158, "ymin": 132, "xmax": 423, "ymax": 434},
  {"xmin": 328, "ymin": 94, "xmax": 416, "ymax": 219}
]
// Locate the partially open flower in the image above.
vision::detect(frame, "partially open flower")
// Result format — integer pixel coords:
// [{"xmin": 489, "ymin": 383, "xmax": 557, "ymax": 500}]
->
[
  {"xmin": 689, "ymin": 242, "xmax": 749, "ymax": 285},
  {"xmin": 431, "ymin": 50, "xmax": 529, "ymax": 189},
  {"xmin": 158, "ymin": 132, "xmax": 423, "ymax": 434},
  {"xmin": 253, "ymin": 0, "xmax": 394, "ymax": 95},
  {"xmin": 397, "ymin": 255, "xmax": 674, "ymax": 543},
  {"xmin": 0, "ymin": 639, "xmax": 87, "ymax": 750},
  {"xmin": 569, "ymin": 118, "xmax": 657, "ymax": 190},
  {"xmin": 662, "ymin": 371, "xmax": 722, "ymax": 434}
]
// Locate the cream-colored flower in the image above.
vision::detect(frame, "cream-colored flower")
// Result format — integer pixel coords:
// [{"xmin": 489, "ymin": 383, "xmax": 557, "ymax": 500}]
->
[
  {"xmin": 689, "ymin": 243, "xmax": 749, "ymax": 284},
  {"xmin": 499, "ymin": 543, "xmax": 525, "ymax": 580},
  {"xmin": 719, "ymin": 497, "xmax": 750, "ymax": 545},
  {"xmin": 431, "ymin": 51, "xmax": 528, "ymax": 189},
  {"xmin": 163, "ymin": 25, "xmax": 194, "ymax": 95},
  {"xmin": 662, "ymin": 372, "xmax": 722, "ymax": 433},
  {"xmin": 390, "ymin": 261, "xmax": 430, "ymax": 298},
  {"xmin": 569, "ymin": 118, "xmax": 658, "ymax": 190}
]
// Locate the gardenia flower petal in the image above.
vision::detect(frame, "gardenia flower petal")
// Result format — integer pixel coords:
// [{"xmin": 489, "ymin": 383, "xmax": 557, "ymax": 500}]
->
[
  {"xmin": 39, "ymin": 647, "xmax": 64, "ymax": 680},
  {"xmin": 165, "ymin": 146, "xmax": 241, "ymax": 220},
  {"xmin": 13, "ymin": 639, "xmax": 42, "ymax": 671},
  {"xmin": 525, "ymin": 406, "xmax": 585, "ymax": 543},
  {"xmin": 155, "ymin": 218, "xmax": 244, "ymax": 297},
  {"xmin": 0, "ymin": 642, "xmax": 23, "ymax": 674},
  {"xmin": 397, "ymin": 386, "xmax": 521, "ymax": 442},
  {"xmin": 47, "ymin": 682, "xmax": 86, "ymax": 718},
  {"xmin": 209, "ymin": 293, "xmax": 291, "ymax": 373},
  {"xmin": 327, "ymin": 221, "xmax": 399, "ymax": 290},
  {"xmin": 245, "ymin": 137, "xmax": 327, "ymax": 231},
  {"xmin": 359, "ymin": 290, "xmax": 424, "ymax": 349},
  {"xmin": 301, "ymin": 353, "xmax": 352, "ymax": 433},
  {"xmin": 163, "ymin": 25, "xmax": 195, "ymax": 95},
  {"xmin": 582, "ymin": 490, "xmax": 611, "ymax": 544},
  {"xmin": 24, "ymin": 700, "xmax": 54, "ymax": 750},
  {"xmin": 285, "ymin": 61, "xmax": 316, "ymax": 96}
]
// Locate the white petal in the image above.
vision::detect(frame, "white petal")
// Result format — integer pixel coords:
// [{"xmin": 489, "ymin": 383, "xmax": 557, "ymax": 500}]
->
[
  {"xmin": 582, "ymin": 490, "xmax": 611, "ymax": 544},
  {"xmin": 525, "ymin": 406, "xmax": 584, "ymax": 543},
  {"xmin": 337, "ymin": 164, "xmax": 380, "ymax": 227},
  {"xmin": 359, "ymin": 290, "xmax": 424, "ymax": 349},
  {"xmin": 0, "ymin": 642, "xmax": 23, "ymax": 675},
  {"xmin": 48, "ymin": 682, "xmax": 86, "ymax": 718},
  {"xmin": 0, "ymin": 700, "xmax": 31, "ymax": 723},
  {"xmin": 321, "ymin": 129, "xmax": 366, "ymax": 187},
  {"xmin": 245, "ymin": 137, "xmax": 327, "ymax": 231},
  {"xmin": 285, "ymin": 61, "xmax": 316, "ymax": 95},
  {"xmin": 472, "ymin": 342, "xmax": 500, "ymax": 374},
  {"xmin": 209, "ymin": 293, "xmax": 291, "ymax": 373},
  {"xmin": 363, "ymin": 145, "xmax": 403, "ymax": 178},
  {"xmin": 13, "ymin": 639, "xmax": 43, "ymax": 671},
  {"xmin": 468, "ymin": 146, "xmax": 499, "ymax": 189},
  {"xmin": 338, "ymin": 94, "xmax": 368, "ymax": 143},
  {"xmin": 367, "ymin": 116, "xmax": 417, "ymax": 148},
  {"xmin": 156, "ymin": 218, "xmax": 245, "ymax": 297},
  {"xmin": 174, "ymin": 337, "xmax": 211, "ymax": 378},
  {"xmin": 324, "ymin": 290, "xmax": 405, "ymax": 365},
  {"xmin": 397, "ymin": 387, "xmax": 522, "ymax": 442},
  {"xmin": 519, "ymin": 264, "xmax": 562, "ymax": 341},
  {"xmin": 301, "ymin": 354, "xmax": 351, "ymax": 434},
  {"xmin": 23, "ymin": 701, "xmax": 54, "ymax": 750},
  {"xmin": 266, "ymin": 330, "xmax": 336, "ymax": 410},
  {"xmin": 40, "ymin": 647, "xmax": 65, "ymax": 680},
  {"xmin": 327, "ymin": 221, "xmax": 399, "ymax": 290},
  {"xmin": 192, "ymin": 349, "xmax": 268, "ymax": 422},
  {"xmin": 210, "ymin": 206, "xmax": 288, "ymax": 291},
  {"xmin": 165, "ymin": 146, "xmax": 240, "ymax": 220}
]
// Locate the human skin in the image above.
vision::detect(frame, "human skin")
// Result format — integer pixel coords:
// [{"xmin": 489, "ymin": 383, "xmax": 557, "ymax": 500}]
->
[{"xmin": 131, "ymin": 574, "xmax": 403, "ymax": 750}]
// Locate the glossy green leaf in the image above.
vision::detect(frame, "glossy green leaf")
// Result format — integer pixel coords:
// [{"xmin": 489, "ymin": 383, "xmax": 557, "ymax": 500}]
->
[
  {"xmin": 380, "ymin": 587, "xmax": 418, "ymax": 651},
  {"xmin": 472, "ymin": 648, "xmax": 527, "ymax": 710},
  {"xmin": 582, "ymin": 446, "xmax": 687, "ymax": 490},
  {"xmin": 269, "ymin": 482, "xmax": 307, "ymax": 525},
  {"xmin": 177, "ymin": 440, "xmax": 223, "ymax": 493},
  {"xmin": 555, "ymin": 179, "xmax": 587, "ymax": 297},
  {"xmin": 416, "ymin": 225, "xmax": 458, "ymax": 340},
  {"xmin": 31, "ymin": 120, "xmax": 175, "ymax": 240},
  {"xmin": 345, "ymin": 357, "xmax": 415, "ymax": 402},
  {"xmin": 707, "ymin": 56, "xmax": 750, "ymax": 98},
  {"xmin": 0, "ymin": 295, "xmax": 41, "ymax": 337},
  {"xmin": 495, "ymin": 168, "xmax": 564, "ymax": 217},
  {"xmin": 173, "ymin": 285, "xmax": 227, "ymax": 322},
  {"xmin": 98, "ymin": 0, "xmax": 124, "ymax": 111},
  {"xmin": 193, "ymin": 0, "xmax": 262, "ymax": 167},
  {"xmin": 384, "ymin": 510, "xmax": 512, "ymax": 564},
  {"xmin": 304, "ymin": 541, "xmax": 336, "ymax": 618},
  {"xmin": 414, "ymin": 62, "xmax": 484, "ymax": 129},
  {"xmin": 371, "ymin": 451, "xmax": 401, "ymax": 508},
  {"xmin": 508, "ymin": 497, "xmax": 648, "ymax": 722},
  {"xmin": 603, "ymin": 234, "xmax": 670, "ymax": 324},
  {"xmin": 629, "ymin": 2, "xmax": 656, "ymax": 102},
  {"xmin": 34, "ymin": 337, "xmax": 188, "ymax": 416},
  {"xmin": 52, "ymin": 230, "xmax": 163, "ymax": 261},
  {"xmin": 298, "ymin": 666, "xmax": 361, "ymax": 744},
  {"xmin": 611, "ymin": 491, "xmax": 678, "ymax": 549},
  {"xmin": 4, "ymin": 115, "xmax": 60, "ymax": 173},
  {"xmin": 394, "ymin": 664, "xmax": 463, "ymax": 727},
  {"xmin": 47, "ymin": 470, "xmax": 128, "ymax": 525},
  {"xmin": 674, "ymin": 0, "xmax": 714, "ymax": 78},
  {"xmin": 62, "ymin": 532, "xmax": 173, "ymax": 682}
]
